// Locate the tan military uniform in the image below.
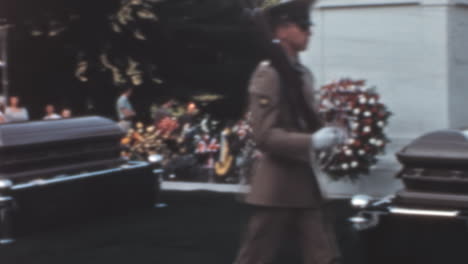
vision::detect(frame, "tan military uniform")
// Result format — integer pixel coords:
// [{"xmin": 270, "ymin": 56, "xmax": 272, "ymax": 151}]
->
[{"xmin": 235, "ymin": 61, "xmax": 341, "ymax": 264}]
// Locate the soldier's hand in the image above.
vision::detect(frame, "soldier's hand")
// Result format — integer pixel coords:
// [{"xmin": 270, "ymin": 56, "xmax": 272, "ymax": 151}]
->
[{"xmin": 311, "ymin": 127, "xmax": 346, "ymax": 151}]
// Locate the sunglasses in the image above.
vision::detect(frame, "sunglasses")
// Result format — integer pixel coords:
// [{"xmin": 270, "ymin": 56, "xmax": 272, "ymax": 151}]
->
[
  {"xmin": 296, "ymin": 22, "xmax": 314, "ymax": 31},
  {"xmin": 295, "ymin": 21, "xmax": 313, "ymax": 32}
]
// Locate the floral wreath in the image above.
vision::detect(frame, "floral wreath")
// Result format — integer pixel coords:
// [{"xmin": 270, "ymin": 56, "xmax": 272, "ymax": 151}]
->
[{"xmin": 318, "ymin": 79, "xmax": 392, "ymax": 181}]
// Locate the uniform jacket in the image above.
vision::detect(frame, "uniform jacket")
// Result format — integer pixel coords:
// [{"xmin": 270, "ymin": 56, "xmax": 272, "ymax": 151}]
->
[{"xmin": 245, "ymin": 60, "xmax": 324, "ymax": 208}]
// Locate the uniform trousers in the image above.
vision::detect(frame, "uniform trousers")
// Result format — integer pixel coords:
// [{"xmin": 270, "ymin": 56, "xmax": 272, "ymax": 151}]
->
[{"xmin": 235, "ymin": 206, "xmax": 341, "ymax": 264}]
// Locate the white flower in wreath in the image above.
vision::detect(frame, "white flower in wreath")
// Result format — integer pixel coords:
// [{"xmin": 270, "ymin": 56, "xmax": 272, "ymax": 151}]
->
[
  {"xmin": 321, "ymin": 98, "xmax": 333, "ymax": 108},
  {"xmin": 359, "ymin": 96, "xmax": 367, "ymax": 104}
]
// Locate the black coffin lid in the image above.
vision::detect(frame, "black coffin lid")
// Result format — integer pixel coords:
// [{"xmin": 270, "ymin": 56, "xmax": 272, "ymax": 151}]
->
[
  {"xmin": 396, "ymin": 129, "xmax": 468, "ymax": 197},
  {"xmin": 396, "ymin": 130, "xmax": 468, "ymax": 169},
  {"xmin": 0, "ymin": 116, "xmax": 125, "ymax": 183},
  {"xmin": 0, "ymin": 116, "xmax": 123, "ymax": 148}
]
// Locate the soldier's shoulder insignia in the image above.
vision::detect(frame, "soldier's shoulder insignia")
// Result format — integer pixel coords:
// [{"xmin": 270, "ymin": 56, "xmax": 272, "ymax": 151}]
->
[
  {"xmin": 259, "ymin": 60, "xmax": 271, "ymax": 67},
  {"xmin": 255, "ymin": 60, "xmax": 272, "ymax": 78},
  {"xmin": 258, "ymin": 96, "xmax": 271, "ymax": 107}
]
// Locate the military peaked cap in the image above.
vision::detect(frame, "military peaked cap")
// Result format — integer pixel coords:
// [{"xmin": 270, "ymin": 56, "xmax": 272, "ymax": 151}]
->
[{"xmin": 264, "ymin": 0, "xmax": 317, "ymax": 29}]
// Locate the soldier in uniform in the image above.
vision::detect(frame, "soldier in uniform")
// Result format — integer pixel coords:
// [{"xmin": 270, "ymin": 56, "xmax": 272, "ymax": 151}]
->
[{"xmin": 235, "ymin": 0, "xmax": 345, "ymax": 263}]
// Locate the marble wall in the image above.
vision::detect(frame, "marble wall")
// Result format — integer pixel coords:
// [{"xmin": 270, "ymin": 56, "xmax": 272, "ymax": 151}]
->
[
  {"xmin": 448, "ymin": 5, "xmax": 468, "ymax": 128},
  {"xmin": 302, "ymin": 0, "xmax": 468, "ymax": 197}
]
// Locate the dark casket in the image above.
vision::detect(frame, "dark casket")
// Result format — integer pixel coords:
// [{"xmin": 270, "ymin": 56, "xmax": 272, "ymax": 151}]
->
[
  {"xmin": 395, "ymin": 129, "xmax": 468, "ymax": 208},
  {"xmin": 0, "ymin": 116, "xmax": 125, "ymax": 183},
  {"xmin": 0, "ymin": 117, "xmax": 157, "ymax": 243},
  {"xmin": 348, "ymin": 130, "xmax": 468, "ymax": 263}
]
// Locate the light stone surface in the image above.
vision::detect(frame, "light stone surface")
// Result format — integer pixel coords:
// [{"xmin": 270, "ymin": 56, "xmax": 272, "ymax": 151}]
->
[
  {"xmin": 301, "ymin": 2, "xmax": 468, "ymax": 197},
  {"xmin": 448, "ymin": 5, "xmax": 468, "ymax": 128},
  {"xmin": 304, "ymin": 4, "xmax": 449, "ymax": 139}
]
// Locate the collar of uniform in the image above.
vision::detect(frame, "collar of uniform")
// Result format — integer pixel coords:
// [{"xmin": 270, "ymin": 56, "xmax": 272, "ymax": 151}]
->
[{"xmin": 288, "ymin": 55, "xmax": 305, "ymax": 72}]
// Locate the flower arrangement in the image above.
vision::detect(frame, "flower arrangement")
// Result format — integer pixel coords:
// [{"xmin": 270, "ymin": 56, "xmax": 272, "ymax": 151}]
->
[{"xmin": 318, "ymin": 79, "xmax": 392, "ymax": 180}]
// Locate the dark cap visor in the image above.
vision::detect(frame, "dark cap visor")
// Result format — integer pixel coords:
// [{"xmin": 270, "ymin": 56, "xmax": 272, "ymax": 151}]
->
[{"xmin": 295, "ymin": 20, "xmax": 313, "ymax": 31}]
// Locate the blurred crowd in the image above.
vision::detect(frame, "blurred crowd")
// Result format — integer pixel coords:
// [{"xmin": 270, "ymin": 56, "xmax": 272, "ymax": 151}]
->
[{"xmin": 0, "ymin": 95, "xmax": 73, "ymax": 123}]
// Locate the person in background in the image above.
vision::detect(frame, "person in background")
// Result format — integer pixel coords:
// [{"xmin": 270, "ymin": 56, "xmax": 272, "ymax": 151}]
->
[
  {"xmin": 116, "ymin": 87, "xmax": 136, "ymax": 132},
  {"xmin": 153, "ymin": 99, "xmax": 174, "ymax": 126},
  {"xmin": 43, "ymin": 104, "xmax": 62, "ymax": 120},
  {"xmin": 5, "ymin": 96, "xmax": 29, "ymax": 122},
  {"xmin": 178, "ymin": 102, "xmax": 199, "ymax": 128},
  {"xmin": 0, "ymin": 102, "xmax": 6, "ymax": 124},
  {"xmin": 61, "ymin": 108, "xmax": 72, "ymax": 118}
]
